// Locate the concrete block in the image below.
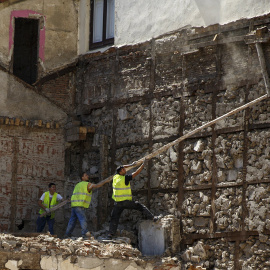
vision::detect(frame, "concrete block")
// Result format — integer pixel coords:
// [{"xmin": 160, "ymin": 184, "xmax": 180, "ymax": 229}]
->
[
  {"xmin": 77, "ymin": 257, "xmax": 104, "ymax": 269},
  {"xmin": 138, "ymin": 216, "xmax": 181, "ymax": 256},
  {"xmin": 138, "ymin": 221, "xmax": 165, "ymax": 256},
  {"xmin": 5, "ymin": 260, "xmax": 21, "ymax": 270},
  {"xmin": 104, "ymin": 259, "xmax": 131, "ymax": 270}
]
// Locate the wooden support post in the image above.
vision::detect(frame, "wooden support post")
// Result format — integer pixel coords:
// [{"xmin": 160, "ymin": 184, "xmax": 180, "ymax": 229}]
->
[
  {"xmin": 97, "ymin": 134, "xmax": 109, "ymax": 229},
  {"xmin": 255, "ymin": 42, "xmax": 270, "ymax": 97}
]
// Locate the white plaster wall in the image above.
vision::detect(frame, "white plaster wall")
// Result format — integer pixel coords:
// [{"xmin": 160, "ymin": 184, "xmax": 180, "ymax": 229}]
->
[
  {"xmin": 0, "ymin": 0, "xmax": 78, "ymax": 72},
  {"xmin": 115, "ymin": 0, "xmax": 270, "ymax": 46}
]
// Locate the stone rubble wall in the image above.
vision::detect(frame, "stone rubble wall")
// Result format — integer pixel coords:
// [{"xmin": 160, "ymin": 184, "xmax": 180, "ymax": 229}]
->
[
  {"xmin": 72, "ymin": 15, "xmax": 270, "ymax": 269},
  {"xmin": 181, "ymin": 239, "xmax": 235, "ymax": 269}
]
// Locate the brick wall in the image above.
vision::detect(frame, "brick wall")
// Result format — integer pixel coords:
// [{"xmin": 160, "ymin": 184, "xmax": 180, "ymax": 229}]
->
[
  {"xmin": 36, "ymin": 65, "xmax": 77, "ymax": 114},
  {"xmin": 0, "ymin": 125, "xmax": 65, "ymax": 233}
]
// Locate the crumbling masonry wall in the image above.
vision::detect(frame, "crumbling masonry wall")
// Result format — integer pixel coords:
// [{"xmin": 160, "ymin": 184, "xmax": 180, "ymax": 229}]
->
[
  {"xmin": 0, "ymin": 121, "xmax": 66, "ymax": 235},
  {"xmin": 73, "ymin": 14, "xmax": 270, "ymax": 269}
]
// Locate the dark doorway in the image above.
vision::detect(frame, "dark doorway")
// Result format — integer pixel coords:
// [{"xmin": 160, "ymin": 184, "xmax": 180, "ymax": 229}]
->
[{"xmin": 13, "ymin": 18, "xmax": 39, "ymax": 85}]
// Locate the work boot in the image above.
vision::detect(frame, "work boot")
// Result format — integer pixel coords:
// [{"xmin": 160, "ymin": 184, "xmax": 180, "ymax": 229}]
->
[{"xmin": 82, "ymin": 231, "xmax": 91, "ymax": 240}]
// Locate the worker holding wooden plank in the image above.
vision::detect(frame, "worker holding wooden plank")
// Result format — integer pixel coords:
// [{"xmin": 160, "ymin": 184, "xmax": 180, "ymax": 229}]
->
[
  {"xmin": 104, "ymin": 160, "xmax": 159, "ymax": 240},
  {"xmin": 36, "ymin": 183, "xmax": 63, "ymax": 235},
  {"xmin": 64, "ymin": 172, "xmax": 110, "ymax": 239}
]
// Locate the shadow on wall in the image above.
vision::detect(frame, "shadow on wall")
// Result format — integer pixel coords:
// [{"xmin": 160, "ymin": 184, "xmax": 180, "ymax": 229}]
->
[{"xmin": 194, "ymin": 0, "xmax": 221, "ymax": 26}]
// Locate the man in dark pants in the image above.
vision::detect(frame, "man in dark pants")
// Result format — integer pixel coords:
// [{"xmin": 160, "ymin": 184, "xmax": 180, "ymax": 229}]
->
[{"xmin": 106, "ymin": 160, "xmax": 157, "ymax": 239}]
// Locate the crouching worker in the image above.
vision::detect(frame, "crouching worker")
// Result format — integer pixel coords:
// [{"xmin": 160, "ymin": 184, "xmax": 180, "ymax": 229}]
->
[
  {"xmin": 105, "ymin": 160, "xmax": 158, "ymax": 240},
  {"xmin": 36, "ymin": 183, "xmax": 63, "ymax": 235},
  {"xmin": 64, "ymin": 172, "xmax": 108, "ymax": 239}
]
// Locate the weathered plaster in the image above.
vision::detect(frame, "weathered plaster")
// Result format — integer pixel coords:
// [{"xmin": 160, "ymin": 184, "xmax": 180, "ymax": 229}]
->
[
  {"xmin": 9, "ymin": 10, "xmax": 46, "ymax": 61},
  {"xmin": 0, "ymin": 69, "xmax": 67, "ymax": 123},
  {"xmin": 0, "ymin": 0, "xmax": 78, "ymax": 73},
  {"xmin": 114, "ymin": 0, "xmax": 270, "ymax": 46}
]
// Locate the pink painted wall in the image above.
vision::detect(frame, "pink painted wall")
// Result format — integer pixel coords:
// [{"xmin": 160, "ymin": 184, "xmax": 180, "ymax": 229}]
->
[{"xmin": 9, "ymin": 10, "xmax": 46, "ymax": 61}]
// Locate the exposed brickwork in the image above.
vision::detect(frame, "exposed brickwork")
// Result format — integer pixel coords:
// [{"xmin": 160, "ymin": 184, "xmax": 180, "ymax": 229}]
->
[
  {"xmin": 35, "ymin": 66, "xmax": 76, "ymax": 114},
  {"xmin": 0, "ymin": 116, "xmax": 61, "ymax": 129},
  {"xmin": 0, "ymin": 125, "xmax": 65, "ymax": 233}
]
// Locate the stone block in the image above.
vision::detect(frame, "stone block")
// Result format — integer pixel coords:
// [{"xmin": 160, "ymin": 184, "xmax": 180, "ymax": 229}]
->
[
  {"xmin": 139, "ymin": 221, "xmax": 165, "ymax": 256},
  {"xmin": 138, "ymin": 216, "xmax": 181, "ymax": 256}
]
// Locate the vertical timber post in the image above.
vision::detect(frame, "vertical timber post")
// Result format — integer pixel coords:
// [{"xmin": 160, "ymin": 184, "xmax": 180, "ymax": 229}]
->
[
  {"xmin": 147, "ymin": 38, "xmax": 156, "ymax": 207},
  {"xmin": 97, "ymin": 134, "xmax": 109, "ymax": 229},
  {"xmin": 210, "ymin": 44, "xmax": 221, "ymax": 234}
]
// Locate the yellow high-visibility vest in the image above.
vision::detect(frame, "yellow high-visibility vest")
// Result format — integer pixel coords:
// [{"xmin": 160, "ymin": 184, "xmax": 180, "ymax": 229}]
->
[
  {"xmin": 112, "ymin": 174, "xmax": 132, "ymax": 202},
  {"xmin": 71, "ymin": 181, "xmax": 92, "ymax": 208},
  {"xmin": 39, "ymin": 191, "xmax": 58, "ymax": 219}
]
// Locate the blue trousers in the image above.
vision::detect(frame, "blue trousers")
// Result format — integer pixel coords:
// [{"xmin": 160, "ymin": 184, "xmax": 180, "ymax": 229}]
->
[
  {"xmin": 65, "ymin": 207, "xmax": 88, "ymax": 237},
  {"xmin": 36, "ymin": 215, "xmax": 55, "ymax": 235}
]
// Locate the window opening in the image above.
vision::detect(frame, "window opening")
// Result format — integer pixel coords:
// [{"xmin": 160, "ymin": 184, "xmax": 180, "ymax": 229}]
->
[
  {"xmin": 13, "ymin": 18, "xmax": 39, "ymax": 85},
  {"xmin": 90, "ymin": 0, "xmax": 114, "ymax": 49}
]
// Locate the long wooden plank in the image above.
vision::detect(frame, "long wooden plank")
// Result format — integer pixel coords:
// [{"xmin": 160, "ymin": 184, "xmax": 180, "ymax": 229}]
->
[
  {"xmin": 39, "ymin": 199, "xmax": 70, "ymax": 217},
  {"xmin": 97, "ymin": 94, "xmax": 268, "ymax": 186}
]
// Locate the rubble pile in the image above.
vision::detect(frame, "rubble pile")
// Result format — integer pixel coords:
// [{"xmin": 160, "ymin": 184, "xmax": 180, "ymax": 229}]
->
[{"xmin": 0, "ymin": 233, "xmax": 181, "ymax": 270}]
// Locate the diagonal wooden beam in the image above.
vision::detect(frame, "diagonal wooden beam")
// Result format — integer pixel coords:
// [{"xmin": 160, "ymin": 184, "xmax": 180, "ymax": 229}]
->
[
  {"xmin": 255, "ymin": 42, "xmax": 270, "ymax": 96},
  {"xmin": 97, "ymin": 93, "xmax": 268, "ymax": 186}
]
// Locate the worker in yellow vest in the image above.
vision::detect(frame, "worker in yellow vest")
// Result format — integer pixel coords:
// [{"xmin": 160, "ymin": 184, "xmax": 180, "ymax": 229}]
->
[
  {"xmin": 36, "ymin": 183, "xmax": 63, "ymax": 235},
  {"xmin": 105, "ymin": 160, "xmax": 158, "ymax": 240},
  {"xmin": 64, "ymin": 172, "xmax": 107, "ymax": 239}
]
